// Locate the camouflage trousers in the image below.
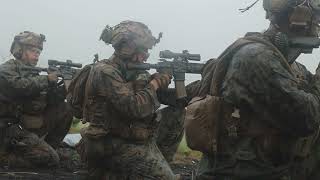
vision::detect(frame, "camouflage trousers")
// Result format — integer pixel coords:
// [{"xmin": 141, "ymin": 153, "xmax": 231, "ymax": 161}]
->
[
  {"xmin": 81, "ymin": 135, "xmax": 178, "ymax": 180},
  {"xmin": 292, "ymin": 144, "xmax": 320, "ymax": 180},
  {"xmin": 0, "ymin": 102, "xmax": 73, "ymax": 168},
  {"xmin": 156, "ymin": 106, "xmax": 185, "ymax": 162},
  {"xmin": 0, "ymin": 125, "xmax": 60, "ymax": 168}
]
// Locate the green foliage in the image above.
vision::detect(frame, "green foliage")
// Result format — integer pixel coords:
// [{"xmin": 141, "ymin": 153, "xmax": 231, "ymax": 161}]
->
[
  {"xmin": 177, "ymin": 134, "xmax": 202, "ymax": 159},
  {"xmin": 178, "ymin": 134, "xmax": 192, "ymax": 153},
  {"xmin": 69, "ymin": 117, "xmax": 88, "ymax": 134}
]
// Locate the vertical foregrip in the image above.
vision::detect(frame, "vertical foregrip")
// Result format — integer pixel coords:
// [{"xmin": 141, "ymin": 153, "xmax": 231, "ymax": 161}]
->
[{"xmin": 174, "ymin": 72, "xmax": 187, "ymax": 99}]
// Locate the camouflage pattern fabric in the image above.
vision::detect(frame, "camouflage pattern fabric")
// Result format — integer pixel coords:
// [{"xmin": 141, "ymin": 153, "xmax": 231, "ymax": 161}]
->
[
  {"xmin": 132, "ymin": 74, "xmax": 188, "ymax": 162},
  {"xmin": 82, "ymin": 55, "xmax": 177, "ymax": 179},
  {"xmin": 156, "ymin": 106, "xmax": 185, "ymax": 162},
  {"xmin": 10, "ymin": 31, "xmax": 46, "ymax": 59},
  {"xmin": 286, "ymin": 63, "xmax": 320, "ymax": 180},
  {"xmin": 83, "ymin": 135, "xmax": 176, "ymax": 180},
  {"xmin": 5, "ymin": 125, "xmax": 59, "ymax": 168},
  {"xmin": 100, "ymin": 20, "xmax": 158, "ymax": 50},
  {"xmin": 191, "ymin": 33, "xmax": 320, "ymax": 180},
  {"xmin": 11, "ymin": 31, "xmax": 45, "ymax": 50},
  {"xmin": 0, "ymin": 59, "xmax": 73, "ymax": 168},
  {"xmin": 0, "ymin": 59, "xmax": 48, "ymax": 100},
  {"xmin": 154, "ymin": 82, "xmax": 202, "ymax": 162}
]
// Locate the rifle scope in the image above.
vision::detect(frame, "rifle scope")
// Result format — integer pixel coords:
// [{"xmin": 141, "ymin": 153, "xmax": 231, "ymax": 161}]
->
[{"xmin": 159, "ymin": 50, "xmax": 201, "ymax": 61}]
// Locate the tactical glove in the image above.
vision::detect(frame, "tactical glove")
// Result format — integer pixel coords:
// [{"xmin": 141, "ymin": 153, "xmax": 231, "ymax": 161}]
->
[
  {"xmin": 150, "ymin": 73, "xmax": 172, "ymax": 90},
  {"xmin": 48, "ymin": 72, "xmax": 58, "ymax": 84}
]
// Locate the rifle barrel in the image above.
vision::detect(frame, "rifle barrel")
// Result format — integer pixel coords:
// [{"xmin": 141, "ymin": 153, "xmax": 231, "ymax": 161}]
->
[
  {"xmin": 48, "ymin": 59, "xmax": 82, "ymax": 68},
  {"xmin": 127, "ymin": 63, "xmax": 152, "ymax": 70},
  {"xmin": 186, "ymin": 63, "xmax": 204, "ymax": 74},
  {"xmin": 289, "ymin": 37, "xmax": 320, "ymax": 48}
]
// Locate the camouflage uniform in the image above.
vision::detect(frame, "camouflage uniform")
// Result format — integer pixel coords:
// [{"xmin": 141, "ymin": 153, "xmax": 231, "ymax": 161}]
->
[
  {"xmin": 81, "ymin": 56, "xmax": 177, "ymax": 180},
  {"xmin": 156, "ymin": 106, "xmax": 185, "ymax": 162},
  {"xmin": 81, "ymin": 21, "xmax": 178, "ymax": 180},
  {"xmin": 0, "ymin": 32, "xmax": 73, "ymax": 168},
  {"xmin": 128, "ymin": 73, "xmax": 186, "ymax": 162},
  {"xmin": 183, "ymin": 1, "xmax": 320, "ymax": 179},
  {"xmin": 193, "ymin": 32, "xmax": 320, "ymax": 180},
  {"xmin": 287, "ymin": 63, "xmax": 320, "ymax": 180},
  {"xmin": 128, "ymin": 71, "xmax": 191, "ymax": 162}
]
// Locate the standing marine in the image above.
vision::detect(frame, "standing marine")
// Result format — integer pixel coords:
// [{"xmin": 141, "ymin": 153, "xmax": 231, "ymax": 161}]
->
[
  {"xmin": 80, "ymin": 21, "xmax": 181, "ymax": 179},
  {"xmin": 184, "ymin": 0, "xmax": 320, "ymax": 179},
  {"xmin": 0, "ymin": 31, "xmax": 73, "ymax": 168}
]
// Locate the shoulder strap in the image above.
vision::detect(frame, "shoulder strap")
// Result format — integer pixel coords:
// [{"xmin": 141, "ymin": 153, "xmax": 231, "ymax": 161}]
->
[
  {"xmin": 210, "ymin": 38, "xmax": 255, "ymax": 96},
  {"xmin": 210, "ymin": 36, "xmax": 294, "ymax": 96},
  {"xmin": 244, "ymin": 36, "xmax": 293, "ymax": 75},
  {"xmin": 209, "ymin": 36, "xmax": 294, "ymax": 156}
]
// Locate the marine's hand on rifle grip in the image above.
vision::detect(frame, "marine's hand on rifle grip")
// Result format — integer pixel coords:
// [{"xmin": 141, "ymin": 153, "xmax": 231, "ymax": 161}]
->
[
  {"xmin": 150, "ymin": 73, "xmax": 172, "ymax": 90},
  {"xmin": 316, "ymin": 62, "xmax": 320, "ymax": 77},
  {"xmin": 48, "ymin": 72, "xmax": 59, "ymax": 84}
]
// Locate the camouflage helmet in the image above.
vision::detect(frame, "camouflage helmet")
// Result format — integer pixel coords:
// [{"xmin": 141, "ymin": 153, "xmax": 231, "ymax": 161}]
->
[
  {"xmin": 100, "ymin": 21, "xmax": 161, "ymax": 51},
  {"xmin": 263, "ymin": 0, "xmax": 320, "ymax": 18},
  {"xmin": 263, "ymin": 0, "xmax": 295, "ymax": 15},
  {"xmin": 10, "ymin": 31, "xmax": 46, "ymax": 59}
]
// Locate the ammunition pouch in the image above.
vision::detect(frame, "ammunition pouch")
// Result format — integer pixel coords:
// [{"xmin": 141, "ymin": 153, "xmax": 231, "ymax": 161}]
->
[
  {"xmin": 110, "ymin": 126, "xmax": 153, "ymax": 142},
  {"xmin": 19, "ymin": 95, "xmax": 47, "ymax": 130},
  {"xmin": 22, "ymin": 94, "xmax": 47, "ymax": 115},
  {"xmin": 80, "ymin": 125, "xmax": 109, "ymax": 139},
  {"xmin": 0, "ymin": 102, "xmax": 22, "ymax": 120},
  {"xmin": 185, "ymin": 95, "xmax": 234, "ymax": 154},
  {"xmin": 80, "ymin": 128, "xmax": 113, "ymax": 166},
  {"xmin": 20, "ymin": 114, "xmax": 44, "ymax": 129},
  {"xmin": 81, "ymin": 123, "xmax": 153, "ymax": 143}
]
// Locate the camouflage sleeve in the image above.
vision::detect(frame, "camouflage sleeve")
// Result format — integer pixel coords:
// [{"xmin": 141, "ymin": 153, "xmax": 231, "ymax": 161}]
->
[
  {"xmin": 0, "ymin": 64, "xmax": 48, "ymax": 97},
  {"xmin": 157, "ymin": 88, "xmax": 176, "ymax": 106},
  {"xmin": 222, "ymin": 43, "xmax": 320, "ymax": 137},
  {"xmin": 293, "ymin": 62, "xmax": 314, "ymax": 86},
  {"xmin": 96, "ymin": 66, "xmax": 160, "ymax": 119}
]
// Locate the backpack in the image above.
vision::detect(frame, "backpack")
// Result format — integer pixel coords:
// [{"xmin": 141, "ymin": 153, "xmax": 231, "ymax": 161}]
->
[
  {"xmin": 67, "ymin": 64, "xmax": 93, "ymax": 119},
  {"xmin": 184, "ymin": 34, "xmax": 293, "ymax": 154}
]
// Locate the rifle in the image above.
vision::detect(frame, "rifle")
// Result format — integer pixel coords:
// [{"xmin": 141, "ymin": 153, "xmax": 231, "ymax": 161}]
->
[
  {"xmin": 22, "ymin": 59, "xmax": 82, "ymax": 89},
  {"xmin": 286, "ymin": 37, "xmax": 320, "ymax": 62},
  {"xmin": 127, "ymin": 50, "xmax": 204, "ymax": 105}
]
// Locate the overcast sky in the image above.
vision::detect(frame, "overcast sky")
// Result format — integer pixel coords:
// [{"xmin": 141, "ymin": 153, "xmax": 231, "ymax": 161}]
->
[{"xmin": 1, "ymin": 0, "xmax": 319, "ymax": 78}]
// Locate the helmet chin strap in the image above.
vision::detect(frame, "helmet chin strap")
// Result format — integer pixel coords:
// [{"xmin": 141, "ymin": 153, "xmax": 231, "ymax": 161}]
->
[{"xmin": 287, "ymin": 48, "xmax": 304, "ymax": 64}]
